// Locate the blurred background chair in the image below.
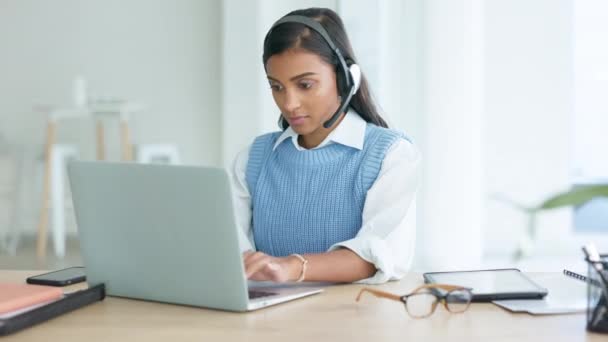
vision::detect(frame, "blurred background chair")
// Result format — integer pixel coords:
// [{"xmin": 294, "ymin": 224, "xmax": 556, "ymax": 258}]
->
[
  {"xmin": 48, "ymin": 143, "xmax": 79, "ymax": 259},
  {"xmin": 36, "ymin": 100, "xmax": 142, "ymax": 260}
]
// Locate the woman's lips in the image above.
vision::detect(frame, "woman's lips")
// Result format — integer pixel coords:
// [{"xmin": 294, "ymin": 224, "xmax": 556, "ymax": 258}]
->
[{"xmin": 288, "ymin": 116, "xmax": 308, "ymax": 126}]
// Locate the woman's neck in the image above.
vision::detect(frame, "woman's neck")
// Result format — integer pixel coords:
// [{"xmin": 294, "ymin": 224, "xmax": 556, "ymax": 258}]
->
[{"xmin": 298, "ymin": 113, "xmax": 346, "ymax": 149}]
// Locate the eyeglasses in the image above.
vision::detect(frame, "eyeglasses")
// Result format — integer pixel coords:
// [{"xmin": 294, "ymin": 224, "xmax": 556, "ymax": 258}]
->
[{"xmin": 356, "ymin": 284, "xmax": 473, "ymax": 319}]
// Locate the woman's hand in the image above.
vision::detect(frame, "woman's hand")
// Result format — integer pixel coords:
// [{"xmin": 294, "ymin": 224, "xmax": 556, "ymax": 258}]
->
[{"xmin": 243, "ymin": 251, "xmax": 301, "ymax": 282}]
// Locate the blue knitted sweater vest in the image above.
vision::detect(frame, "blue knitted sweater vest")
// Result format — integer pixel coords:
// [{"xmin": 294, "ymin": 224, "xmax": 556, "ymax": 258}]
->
[{"xmin": 246, "ymin": 124, "xmax": 405, "ymax": 257}]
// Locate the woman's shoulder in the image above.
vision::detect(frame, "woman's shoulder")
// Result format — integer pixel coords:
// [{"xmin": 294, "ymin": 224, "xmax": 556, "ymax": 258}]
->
[
  {"xmin": 364, "ymin": 124, "xmax": 419, "ymax": 162},
  {"xmin": 365, "ymin": 124, "xmax": 412, "ymax": 143},
  {"xmin": 252, "ymin": 131, "xmax": 283, "ymax": 146},
  {"xmin": 245, "ymin": 131, "xmax": 285, "ymax": 161}
]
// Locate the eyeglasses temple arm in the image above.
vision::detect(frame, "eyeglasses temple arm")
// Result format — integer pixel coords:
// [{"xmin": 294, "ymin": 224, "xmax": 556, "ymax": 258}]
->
[
  {"xmin": 412, "ymin": 284, "xmax": 470, "ymax": 293},
  {"xmin": 356, "ymin": 288, "xmax": 403, "ymax": 302}
]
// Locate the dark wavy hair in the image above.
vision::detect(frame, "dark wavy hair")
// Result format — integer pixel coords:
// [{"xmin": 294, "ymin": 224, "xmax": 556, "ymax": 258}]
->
[{"xmin": 263, "ymin": 7, "xmax": 388, "ymax": 129}]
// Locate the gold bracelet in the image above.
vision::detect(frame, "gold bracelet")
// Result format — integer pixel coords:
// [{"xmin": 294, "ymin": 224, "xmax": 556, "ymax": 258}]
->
[{"xmin": 290, "ymin": 253, "xmax": 308, "ymax": 282}]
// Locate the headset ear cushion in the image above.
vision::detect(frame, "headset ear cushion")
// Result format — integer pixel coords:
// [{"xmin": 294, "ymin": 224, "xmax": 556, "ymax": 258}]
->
[
  {"xmin": 336, "ymin": 65, "xmax": 348, "ymax": 97},
  {"xmin": 337, "ymin": 63, "xmax": 361, "ymax": 97},
  {"xmin": 349, "ymin": 64, "xmax": 361, "ymax": 94}
]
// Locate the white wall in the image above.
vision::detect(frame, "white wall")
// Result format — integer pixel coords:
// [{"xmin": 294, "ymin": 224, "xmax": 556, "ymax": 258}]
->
[
  {"xmin": 414, "ymin": 0, "xmax": 484, "ymax": 270},
  {"xmin": 0, "ymin": 0, "xmax": 222, "ymax": 165},
  {"xmin": 573, "ymin": 0, "xmax": 608, "ymax": 179},
  {"xmin": 0, "ymin": 0, "xmax": 222, "ymax": 236},
  {"xmin": 482, "ymin": 0, "xmax": 574, "ymax": 257}
]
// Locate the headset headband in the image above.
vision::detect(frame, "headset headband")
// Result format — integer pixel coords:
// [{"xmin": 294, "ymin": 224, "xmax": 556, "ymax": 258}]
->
[{"xmin": 268, "ymin": 15, "xmax": 338, "ymax": 51}]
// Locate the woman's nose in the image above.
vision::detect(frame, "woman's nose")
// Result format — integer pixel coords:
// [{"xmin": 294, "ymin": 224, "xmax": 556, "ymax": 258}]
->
[{"xmin": 282, "ymin": 89, "xmax": 301, "ymax": 113}]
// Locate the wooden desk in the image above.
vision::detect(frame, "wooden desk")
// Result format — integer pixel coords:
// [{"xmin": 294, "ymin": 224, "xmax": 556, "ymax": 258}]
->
[{"xmin": 0, "ymin": 271, "xmax": 604, "ymax": 341}]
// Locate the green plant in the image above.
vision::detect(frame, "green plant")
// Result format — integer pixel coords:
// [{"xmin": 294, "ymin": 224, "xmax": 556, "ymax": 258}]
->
[
  {"xmin": 536, "ymin": 185, "xmax": 608, "ymax": 211},
  {"xmin": 502, "ymin": 184, "xmax": 608, "ymax": 261}
]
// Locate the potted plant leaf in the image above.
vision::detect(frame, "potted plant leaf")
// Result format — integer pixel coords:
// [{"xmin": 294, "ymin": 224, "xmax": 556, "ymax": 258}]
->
[{"xmin": 512, "ymin": 184, "xmax": 608, "ymax": 260}]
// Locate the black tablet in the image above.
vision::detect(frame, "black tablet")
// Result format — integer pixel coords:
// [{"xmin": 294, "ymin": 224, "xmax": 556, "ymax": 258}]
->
[{"xmin": 423, "ymin": 268, "xmax": 548, "ymax": 302}]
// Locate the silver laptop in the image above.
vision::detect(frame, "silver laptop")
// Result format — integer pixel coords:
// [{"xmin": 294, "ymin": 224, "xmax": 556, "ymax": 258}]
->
[{"xmin": 67, "ymin": 161, "xmax": 322, "ymax": 311}]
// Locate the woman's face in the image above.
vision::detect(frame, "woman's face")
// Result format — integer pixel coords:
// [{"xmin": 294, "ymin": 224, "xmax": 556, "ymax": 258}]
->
[{"xmin": 266, "ymin": 48, "xmax": 341, "ymax": 136}]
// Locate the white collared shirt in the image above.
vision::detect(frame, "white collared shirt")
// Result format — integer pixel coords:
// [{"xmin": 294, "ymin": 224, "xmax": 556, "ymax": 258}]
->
[{"xmin": 231, "ymin": 111, "xmax": 420, "ymax": 284}]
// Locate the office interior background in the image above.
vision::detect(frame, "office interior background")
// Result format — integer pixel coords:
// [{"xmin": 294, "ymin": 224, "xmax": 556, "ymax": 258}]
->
[{"xmin": 0, "ymin": 0, "xmax": 606, "ymax": 272}]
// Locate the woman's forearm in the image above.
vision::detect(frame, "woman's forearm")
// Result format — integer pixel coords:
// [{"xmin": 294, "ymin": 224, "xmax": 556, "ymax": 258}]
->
[{"xmin": 298, "ymin": 248, "xmax": 376, "ymax": 283}]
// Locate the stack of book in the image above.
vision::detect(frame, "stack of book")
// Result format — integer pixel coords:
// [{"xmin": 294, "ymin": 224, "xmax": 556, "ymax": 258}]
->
[{"xmin": 0, "ymin": 282, "xmax": 105, "ymax": 336}]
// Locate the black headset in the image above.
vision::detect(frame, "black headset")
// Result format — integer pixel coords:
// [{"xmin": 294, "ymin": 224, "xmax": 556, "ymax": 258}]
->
[{"xmin": 264, "ymin": 15, "xmax": 362, "ymax": 129}]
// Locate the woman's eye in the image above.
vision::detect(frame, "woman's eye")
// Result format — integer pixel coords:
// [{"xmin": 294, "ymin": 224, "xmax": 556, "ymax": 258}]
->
[
  {"xmin": 299, "ymin": 81, "xmax": 313, "ymax": 90},
  {"xmin": 269, "ymin": 84, "xmax": 283, "ymax": 91}
]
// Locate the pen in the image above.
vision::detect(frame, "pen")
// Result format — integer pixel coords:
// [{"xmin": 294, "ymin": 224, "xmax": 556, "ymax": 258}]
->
[
  {"xmin": 580, "ymin": 244, "xmax": 608, "ymax": 329},
  {"xmin": 581, "ymin": 244, "xmax": 608, "ymax": 299},
  {"xmin": 582, "ymin": 244, "xmax": 608, "ymax": 283}
]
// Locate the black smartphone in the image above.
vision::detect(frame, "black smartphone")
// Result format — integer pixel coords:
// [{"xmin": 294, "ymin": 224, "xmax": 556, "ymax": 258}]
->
[{"xmin": 26, "ymin": 267, "xmax": 86, "ymax": 286}]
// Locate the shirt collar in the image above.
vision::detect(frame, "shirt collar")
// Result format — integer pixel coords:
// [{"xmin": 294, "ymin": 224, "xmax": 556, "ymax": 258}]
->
[{"xmin": 272, "ymin": 109, "xmax": 367, "ymax": 151}]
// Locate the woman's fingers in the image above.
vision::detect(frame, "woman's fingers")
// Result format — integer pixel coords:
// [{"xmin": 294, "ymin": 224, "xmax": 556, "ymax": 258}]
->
[
  {"xmin": 243, "ymin": 252, "xmax": 270, "ymax": 274},
  {"xmin": 242, "ymin": 251, "xmax": 290, "ymax": 282},
  {"xmin": 243, "ymin": 251, "xmax": 268, "ymax": 269},
  {"xmin": 249, "ymin": 262, "xmax": 288, "ymax": 282},
  {"xmin": 245, "ymin": 258, "xmax": 270, "ymax": 280},
  {"xmin": 265, "ymin": 263, "xmax": 289, "ymax": 282},
  {"xmin": 244, "ymin": 256, "xmax": 287, "ymax": 282}
]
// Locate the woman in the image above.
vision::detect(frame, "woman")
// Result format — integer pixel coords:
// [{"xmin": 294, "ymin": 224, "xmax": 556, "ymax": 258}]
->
[{"xmin": 231, "ymin": 8, "xmax": 420, "ymax": 284}]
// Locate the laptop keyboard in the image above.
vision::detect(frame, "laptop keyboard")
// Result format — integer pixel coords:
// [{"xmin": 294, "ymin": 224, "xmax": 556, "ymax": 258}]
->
[{"xmin": 248, "ymin": 290, "xmax": 278, "ymax": 299}]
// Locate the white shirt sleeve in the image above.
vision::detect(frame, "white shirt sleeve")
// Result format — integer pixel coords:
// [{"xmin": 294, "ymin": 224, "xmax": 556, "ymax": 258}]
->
[
  {"xmin": 230, "ymin": 145, "xmax": 255, "ymax": 253},
  {"xmin": 328, "ymin": 139, "xmax": 421, "ymax": 284}
]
